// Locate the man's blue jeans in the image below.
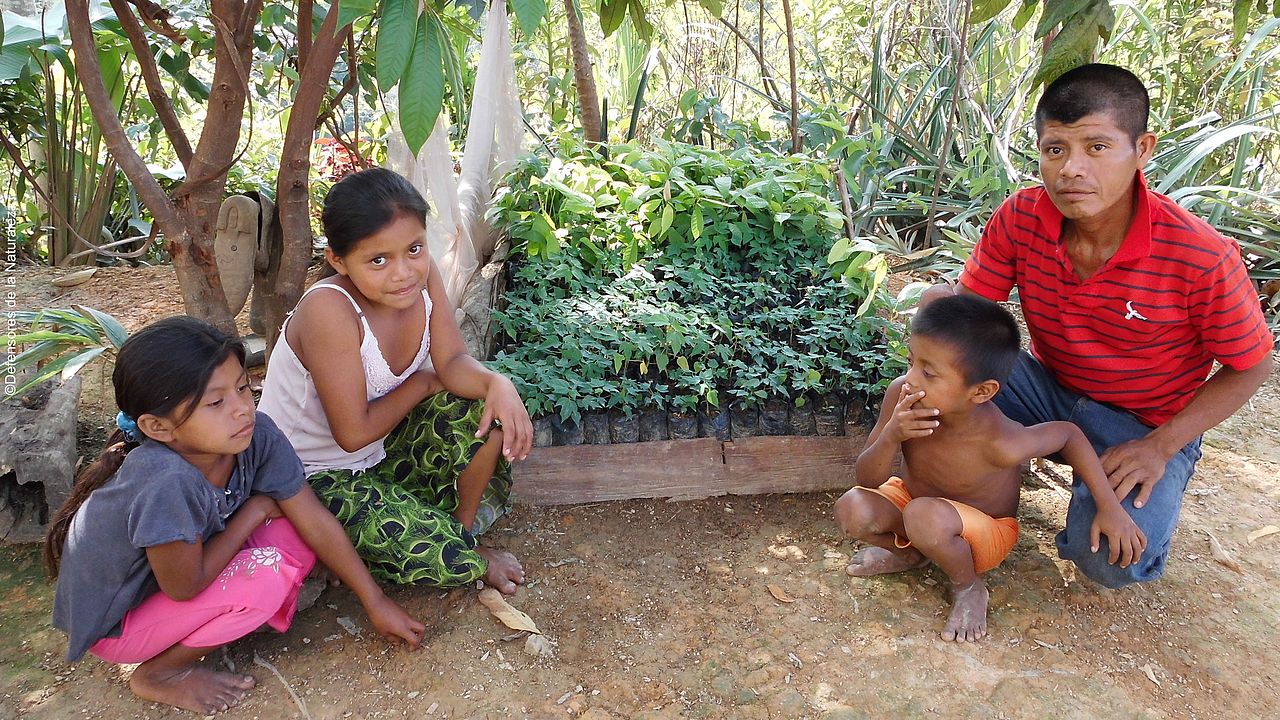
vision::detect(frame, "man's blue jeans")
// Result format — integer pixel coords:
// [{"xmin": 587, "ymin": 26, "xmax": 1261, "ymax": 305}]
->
[{"xmin": 995, "ymin": 352, "xmax": 1202, "ymax": 588}]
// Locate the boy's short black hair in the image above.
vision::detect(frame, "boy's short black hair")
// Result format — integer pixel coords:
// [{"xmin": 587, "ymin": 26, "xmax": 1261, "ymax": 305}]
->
[
  {"xmin": 1034, "ymin": 63, "xmax": 1149, "ymax": 143},
  {"xmin": 912, "ymin": 294, "xmax": 1021, "ymax": 385}
]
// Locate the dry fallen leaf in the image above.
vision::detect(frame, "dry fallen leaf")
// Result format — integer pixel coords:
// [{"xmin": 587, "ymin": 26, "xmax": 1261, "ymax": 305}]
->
[
  {"xmin": 766, "ymin": 583, "xmax": 795, "ymax": 603},
  {"xmin": 1204, "ymin": 531, "xmax": 1243, "ymax": 574},
  {"xmin": 51, "ymin": 267, "xmax": 98, "ymax": 288},
  {"xmin": 478, "ymin": 587, "xmax": 542, "ymax": 634},
  {"xmin": 1140, "ymin": 663, "xmax": 1160, "ymax": 686},
  {"xmin": 1246, "ymin": 525, "xmax": 1279, "ymax": 544}
]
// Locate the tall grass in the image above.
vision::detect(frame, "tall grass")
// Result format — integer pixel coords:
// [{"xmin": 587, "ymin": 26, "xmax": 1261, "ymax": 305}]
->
[{"xmin": 1, "ymin": 8, "xmax": 150, "ymax": 265}]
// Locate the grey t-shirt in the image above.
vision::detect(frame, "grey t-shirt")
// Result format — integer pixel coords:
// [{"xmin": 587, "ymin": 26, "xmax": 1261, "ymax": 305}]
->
[{"xmin": 52, "ymin": 412, "xmax": 306, "ymax": 661}]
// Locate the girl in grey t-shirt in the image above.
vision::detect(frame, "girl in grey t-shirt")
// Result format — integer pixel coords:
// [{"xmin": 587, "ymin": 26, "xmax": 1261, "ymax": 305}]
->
[{"xmin": 46, "ymin": 317, "xmax": 425, "ymax": 715}]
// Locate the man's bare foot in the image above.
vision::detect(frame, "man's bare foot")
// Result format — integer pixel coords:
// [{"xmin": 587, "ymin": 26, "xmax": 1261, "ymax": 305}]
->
[
  {"xmin": 129, "ymin": 663, "xmax": 255, "ymax": 714},
  {"xmin": 477, "ymin": 546, "xmax": 525, "ymax": 594},
  {"xmin": 845, "ymin": 546, "xmax": 929, "ymax": 577},
  {"xmin": 941, "ymin": 580, "xmax": 990, "ymax": 642}
]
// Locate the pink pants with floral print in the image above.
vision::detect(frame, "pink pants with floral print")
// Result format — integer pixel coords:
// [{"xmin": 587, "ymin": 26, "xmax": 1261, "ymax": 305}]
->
[{"xmin": 90, "ymin": 517, "xmax": 317, "ymax": 664}]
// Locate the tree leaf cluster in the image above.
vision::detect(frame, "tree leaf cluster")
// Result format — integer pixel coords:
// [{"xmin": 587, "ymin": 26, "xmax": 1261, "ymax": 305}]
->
[
  {"xmin": 3, "ymin": 306, "xmax": 128, "ymax": 401},
  {"xmin": 970, "ymin": 0, "xmax": 1117, "ymax": 88}
]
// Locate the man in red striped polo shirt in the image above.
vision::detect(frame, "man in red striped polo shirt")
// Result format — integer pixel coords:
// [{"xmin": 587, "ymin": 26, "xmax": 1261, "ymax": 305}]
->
[{"xmin": 950, "ymin": 64, "xmax": 1273, "ymax": 588}]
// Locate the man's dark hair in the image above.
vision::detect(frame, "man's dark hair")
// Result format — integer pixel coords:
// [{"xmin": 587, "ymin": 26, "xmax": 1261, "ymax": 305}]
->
[
  {"xmin": 912, "ymin": 294, "xmax": 1021, "ymax": 385},
  {"xmin": 1034, "ymin": 63, "xmax": 1149, "ymax": 143}
]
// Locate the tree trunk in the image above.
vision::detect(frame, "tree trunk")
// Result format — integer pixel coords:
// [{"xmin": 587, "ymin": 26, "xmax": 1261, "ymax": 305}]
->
[
  {"xmin": 264, "ymin": 1, "xmax": 351, "ymax": 352},
  {"xmin": 165, "ymin": 0, "xmax": 263, "ymax": 334},
  {"xmin": 67, "ymin": 0, "xmax": 264, "ymax": 335},
  {"xmin": 564, "ymin": 0, "xmax": 603, "ymax": 144},
  {"xmin": 781, "ymin": 0, "xmax": 800, "ymax": 154}
]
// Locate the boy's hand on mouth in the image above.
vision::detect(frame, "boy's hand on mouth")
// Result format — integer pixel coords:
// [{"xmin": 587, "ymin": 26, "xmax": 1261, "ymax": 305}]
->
[{"xmin": 888, "ymin": 383, "xmax": 940, "ymax": 442}]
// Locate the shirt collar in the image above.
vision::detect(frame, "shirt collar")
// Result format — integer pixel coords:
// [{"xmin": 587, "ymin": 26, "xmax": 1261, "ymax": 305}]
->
[{"xmin": 1035, "ymin": 170, "xmax": 1153, "ymax": 265}]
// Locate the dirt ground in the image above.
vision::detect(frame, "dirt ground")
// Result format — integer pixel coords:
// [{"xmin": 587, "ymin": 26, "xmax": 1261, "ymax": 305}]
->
[{"xmin": 2, "ymin": 265, "xmax": 1278, "ymax": 720}]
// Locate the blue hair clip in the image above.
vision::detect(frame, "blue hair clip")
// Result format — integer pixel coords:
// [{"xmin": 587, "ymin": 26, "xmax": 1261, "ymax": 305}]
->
[{"xmin": 116, "ymin": 411, "xmax": 142, "ymax": 443}]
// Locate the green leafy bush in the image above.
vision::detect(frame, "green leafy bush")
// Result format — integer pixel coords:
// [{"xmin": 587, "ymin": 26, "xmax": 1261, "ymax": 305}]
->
[{"xmin": 487, "ymin": 140, "xmax": 905, "ymax": 424}]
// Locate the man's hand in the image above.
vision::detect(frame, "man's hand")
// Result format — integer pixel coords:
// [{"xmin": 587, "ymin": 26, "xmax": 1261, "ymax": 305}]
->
[
  {"xmin": 884, "ymin": 383, "xmax": 940, "ymax": 444},
  {"xmin": 1090, "ymin": 506, "xmax": 1147, "ymax": 567},
  {"xmin": 365, "ymin": 593, "xmax": 425, "ymax": 649},
  {"xmin": 1100, "ymin": 436, "xmax": 1174, "ymax": 509}
]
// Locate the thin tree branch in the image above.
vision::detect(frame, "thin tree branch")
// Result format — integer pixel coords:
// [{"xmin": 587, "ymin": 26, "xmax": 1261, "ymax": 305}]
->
[
  {"xmin": 729, "ymin": 0, "xmax": 740, "ymax": 117},
  {"xmin": 64, "ymin": 226, "xmax": 158, "ymax": 262},
  {"xmin": 315, "ymin": 48, "xmax": 359, "ymax": 130},
  {"xmin": 923, "ymin": 0, "xmax": 973, "ymax": 248},
  {"xmin": 109, "ymin": 0, "xmax": 193, "ymax": 166},
  {"xmin": 781, "ymin": 0, "xmax": 799, "ymax": 153},
  {"xmin": 125, "ymin": 0, "xmax": 184, "ymax": 43},
  {"xmin": 176, "ymin": 10, "xmax": 257, "ymax": 199},
  {"xmin": 237, "ymin": 0, "xmax": 266, "ymax": 37},
  {"xmin": 325, "ymin": 116, "xmax": 371, "ymax": 170},
  {"xmin": 716, "ymin": 16, "xmax": 783, "ymax": 107},
  {"xmin": 349, "ymin": 31, "xmax": 359, "ymax": 151}
]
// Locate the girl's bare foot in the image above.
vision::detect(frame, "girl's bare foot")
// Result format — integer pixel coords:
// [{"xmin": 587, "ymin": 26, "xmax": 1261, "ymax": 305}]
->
[
  {"xmin": 129, "ymin": 663, "xmax": 256, "ymax": 714},
  {"xmin": 845, "ymin": 546, "xmax": 929, "ymax": 577},
  {"xmin": 941, "ymin": 580, "xmax": 990, "ymax": 642},
  {"xmin": 477, "ymin": 546, "xmax": 525, "ymax": 594}
]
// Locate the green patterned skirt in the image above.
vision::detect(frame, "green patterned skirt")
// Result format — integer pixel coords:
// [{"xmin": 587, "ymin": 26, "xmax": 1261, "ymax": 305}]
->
[{"xmin": 308, "ymin": 393, "xmax": 512, "ymax": 586}]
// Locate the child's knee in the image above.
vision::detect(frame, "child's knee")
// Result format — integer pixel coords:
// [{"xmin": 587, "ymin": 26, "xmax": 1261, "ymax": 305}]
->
[
  {"xmin": 901, "ymin": 497, "xmax": 961, "ymax": 549},
  {"xmin": 834, "ymin": 488, "xmax": 887, "ymax": 537},
  {"xmin": 251, "ymin": 518, "xmax": 317, "ymax": 568}
]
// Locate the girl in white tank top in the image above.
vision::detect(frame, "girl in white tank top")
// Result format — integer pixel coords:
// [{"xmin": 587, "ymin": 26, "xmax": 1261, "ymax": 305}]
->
[{"xmin": 258, "ymin": 168, "xmax": 532, "ymax": 595}]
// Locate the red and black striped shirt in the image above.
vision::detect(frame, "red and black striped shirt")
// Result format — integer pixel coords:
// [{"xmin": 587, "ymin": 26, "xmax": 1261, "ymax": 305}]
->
[{"xmin": 960, "ymin": 172, "xmax": 1273, "ymax": 427}]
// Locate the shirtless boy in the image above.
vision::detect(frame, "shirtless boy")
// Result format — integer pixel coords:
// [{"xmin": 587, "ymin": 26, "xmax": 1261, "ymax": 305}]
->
[{"xmin": 834, "ymin": 294, "xmax": 1145, "ymax": 642}]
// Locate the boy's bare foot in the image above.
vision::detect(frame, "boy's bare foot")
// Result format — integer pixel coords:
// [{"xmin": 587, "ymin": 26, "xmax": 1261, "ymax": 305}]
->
[
  {"xmin": 477, "ymin": 546, "xmax": 525, "ymax": 594},
  {"xmin": 845, "ymin": 546, "xmax": 929, "ymax": 577},
  {"xmin": 129, "ymin": 664, "xmax": 255, "ymax": 714},
  {"xmin": 941, "ymin": 580, "xmax": 989, "ymax": 642}
]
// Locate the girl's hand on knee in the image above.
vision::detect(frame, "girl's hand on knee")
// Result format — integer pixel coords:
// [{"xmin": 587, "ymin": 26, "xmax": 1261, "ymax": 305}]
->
[
  {"xmin": 477, "ymin": 375, "xmax": 533, "ymax": 461},
  {"xmin": 366, "ymin": 594, "xmax": 425, "ymax": 649}
]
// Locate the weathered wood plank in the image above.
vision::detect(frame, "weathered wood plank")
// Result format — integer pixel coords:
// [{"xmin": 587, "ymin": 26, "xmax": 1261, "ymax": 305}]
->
[
  {"xmin": 512, "ymin": 432, "xmax": 871, "ymax": 505},
  {"xmin": 512, "ymin": 438, "xmax": 727, "ymax": 505},
  {"xmin": 722, "ymin": 433, "xmax": 867, "ymax": 495}
]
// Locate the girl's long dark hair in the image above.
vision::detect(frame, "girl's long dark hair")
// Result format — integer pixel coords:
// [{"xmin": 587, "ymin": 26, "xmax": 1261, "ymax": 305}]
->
[
  {"xmin": 318, "ymin": 167, "xmax": 429, "ymax": 277},
  {"xmin": 43, "ymin": 316, "xmax": 245, "ymax": 577}
]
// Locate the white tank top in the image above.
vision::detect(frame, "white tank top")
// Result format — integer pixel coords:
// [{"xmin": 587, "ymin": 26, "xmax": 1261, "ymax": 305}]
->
[{"xmin": 258, "ymin": 282, "xmax": 432, "ymax": 474}]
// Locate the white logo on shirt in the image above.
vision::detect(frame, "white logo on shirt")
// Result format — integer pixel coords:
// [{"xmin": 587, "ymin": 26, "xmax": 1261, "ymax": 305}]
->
[{"xmin": 1124, "ymin": 301, "xmax": 1148, "ymax": 321}]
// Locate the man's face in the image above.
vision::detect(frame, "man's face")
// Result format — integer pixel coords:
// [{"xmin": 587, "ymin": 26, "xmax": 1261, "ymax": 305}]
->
[{"xmin": 1036, "ymin": 111, "xmax": 1156, "ymax": 226}]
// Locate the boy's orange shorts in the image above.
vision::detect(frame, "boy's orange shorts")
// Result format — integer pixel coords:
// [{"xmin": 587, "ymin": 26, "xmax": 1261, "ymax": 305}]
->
[{"xmin": 859, "ymin": 476, "xmax": 1019, "ymax": 574}]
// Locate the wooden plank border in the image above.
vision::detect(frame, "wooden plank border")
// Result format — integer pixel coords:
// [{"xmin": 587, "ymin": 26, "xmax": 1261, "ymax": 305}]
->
[{"xmin": 511, "ymin": 430, "xmax": 869, "ymax": 505}]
